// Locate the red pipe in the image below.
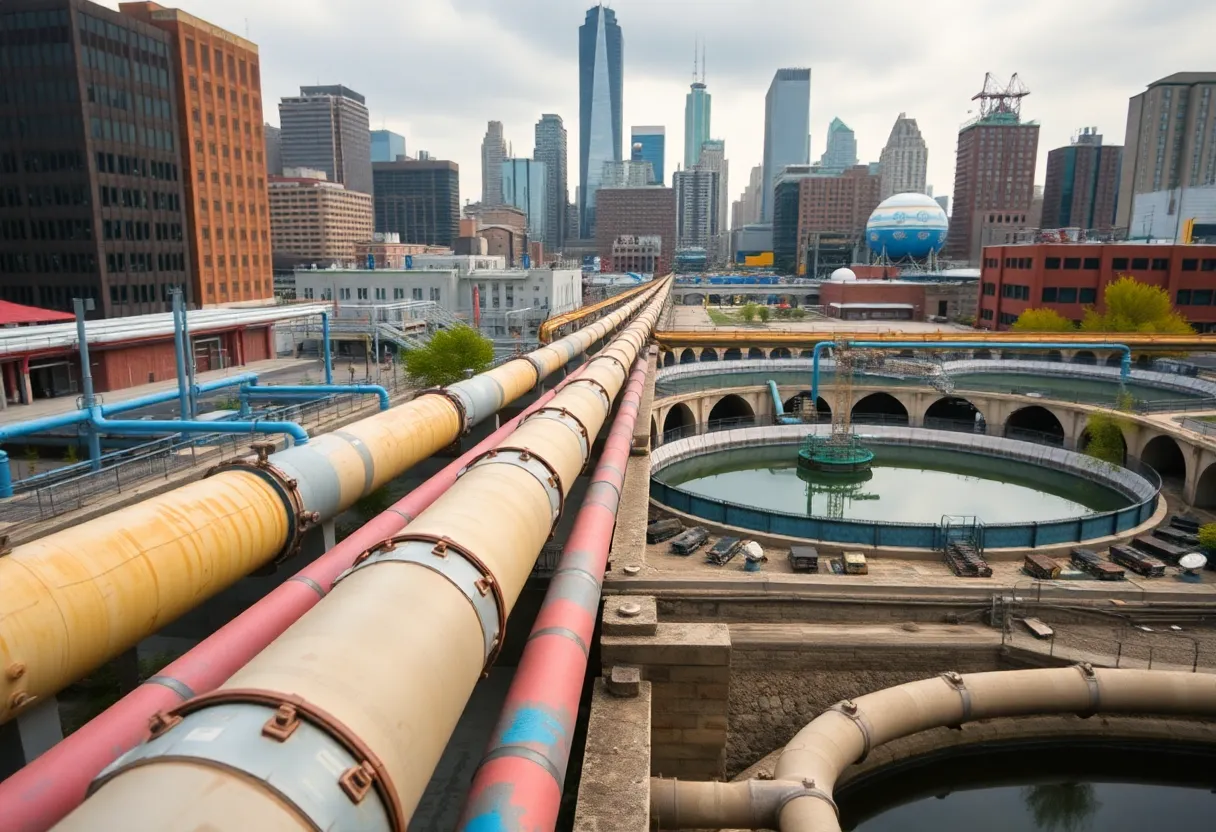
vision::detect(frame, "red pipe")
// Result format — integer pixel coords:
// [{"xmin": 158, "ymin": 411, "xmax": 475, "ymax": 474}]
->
[
  {"xmin": 457, "ymin": 353, "xmax": 650, "ymax": 832},
  {"xmin": 0, "ymin": 366, "xmax": 588, "ymax": 832}
]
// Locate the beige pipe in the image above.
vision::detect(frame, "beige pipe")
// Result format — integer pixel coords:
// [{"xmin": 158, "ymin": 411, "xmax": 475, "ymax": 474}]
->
[
  {"xmin": 650, "ymin": 668, "xmax": 1216, "ymax": 832},
  {"xmin": 55, "ymin": 286, "xmax": 669, "ymax": 831}
]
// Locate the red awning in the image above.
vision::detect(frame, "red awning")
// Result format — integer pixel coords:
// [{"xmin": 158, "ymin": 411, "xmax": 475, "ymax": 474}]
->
[{"xmin": 0, "ymin": 300, "xmax": 77, "ymax": 325}]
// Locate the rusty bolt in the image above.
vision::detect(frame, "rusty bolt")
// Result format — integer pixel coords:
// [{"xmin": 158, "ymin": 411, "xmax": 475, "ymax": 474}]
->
[
  {"xmin": 5, "ymin": 662, "xmax": 25, "ymax": 681},
  {"xmin": 840, "ymin": 699, "xmax": 858, "ymax": 715}
]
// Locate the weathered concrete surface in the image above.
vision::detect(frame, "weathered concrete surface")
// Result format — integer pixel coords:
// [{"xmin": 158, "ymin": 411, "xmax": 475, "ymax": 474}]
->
[
  {"xmin": 603, "ymin": 594, "xmax": 658, "ymax": 636},
  {"xmin": 573, "ymin": 680, "xmax": 652, "ymax": 832}
]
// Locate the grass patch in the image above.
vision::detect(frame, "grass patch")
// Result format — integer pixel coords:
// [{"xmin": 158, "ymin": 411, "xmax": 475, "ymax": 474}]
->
[{"xmin": 705, "ymin": 307, "xmax": 765, "ymax": 327}]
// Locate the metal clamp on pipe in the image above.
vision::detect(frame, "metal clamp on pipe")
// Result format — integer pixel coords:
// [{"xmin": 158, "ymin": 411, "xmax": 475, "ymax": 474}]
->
[
  {"xmin": 1075, "ymin": 662, "xmax": 1101, "ymax": 717},
  {"xmin": 830, "ymin": 699, "xmax": 874, "ymax": 761},
  {"xmin": 939, "ymin": 671, "xmax": 972, "ymax": 727},
  {"xmin": 521, "ymin": 406, "xmax": 591, "ymax": 460},
  {"xmin": 776, "ymin": 779, "xmax": 840, "ymax": 821},
  {"xmin": 459, "ymin": 447, "xmax": 565, "ymax": 531},
  {"xmin": 418, "ymin": 387, "xmax": 470, "ymax": 433},
  {"xmin": 205, "ymin": 442, "xmax": 314, "ymax": 563},
  {"xmin": 568, "ymin": 376, "xmax": 613, "ymax": 412},
  {"xmin": 336, "ymin": 534, "xmax": 507, "ymax": 670},
  {"xmin": 94, "ymin": 689, "xmax": 405, "ymax": 832}
]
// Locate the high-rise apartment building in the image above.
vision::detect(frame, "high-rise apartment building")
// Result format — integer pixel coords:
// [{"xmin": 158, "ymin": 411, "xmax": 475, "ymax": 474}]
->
[
  {"xmin": 818, "ymin": 117, "xmax": 857, "ymax": 173},
  {"xmin": 121, "ymin": 1, "xmax": 273, "ymax": 305},
  {"xmin": 674, "ymin": 168, "xmax": 720, "ymax": 254},
  {"xmin": 630, "ymin": 126, "xmax": 664, "ymax": 184},
  {"xmin": 0, "ymin": 0, "xmax": 190, "ymax": 316},
  {"xmin": 372, "ymin": 159, "xmax": 459, "ymax": 248},
  {"xmin": 278, "ymin": 85, "xmax": 372, "ymax": 196},
  {"xmin": 370, "ymin": 129, "xmax": 405, "ymax": 163},
  {"xmin": 578, "ymin": 4, "xmax": 623, "ymax": 238},
  {"xmin": 697, "ymin": 139, "xmax": 729, "ymax": 263},
  {"xmin": 1041, "ymin": 128, "xmax": 1121, "ymax": 232},
  {"xmin": 595, "ymin": 187, "xmax": 676, "ymax": 274},
  {"xmin": 734, "ymin": 164, "xmax": 764, "ymax": 229},
  {"xmin": 945, "ymin": 85, "xmax": 1039, "ymax": 265},
  {"xmin": 534, "ymin": 114, "xmax": 568, "ymax": 248},
  {"xmin": 761, "ymin": 68, "xmax": 811, "ymax": 222},
  {"xmin": 601, "ymin": 159, "xmax": 653, "ymax": 189},
  {"xmin": 502, "ymin": 157, "xmax": 547, "ymax": 244},
  {"xmin": 481, "ymin": 120, "xmax": 506, "ymax": 206},
  {"xmin": 772, "ymin": 166, "xmax": 881, "ymax": 275},
  {"xmin": 878, "ymin": 113, "xmax": 927, "ymax": 199},
  {"xmin": 264, "ymin": 123, "xmax": 282, "ymax": 175},
  {"xmin": 1117, "ymin": 73, "xmax": 1216, "ymax": 239},
  {"xmin": 268, "ymin": 169, "xmax": 373, "ymax": 269},
  {"xmin": 684, "ymin": 80, "xmax": 711, "ymax": 170}
]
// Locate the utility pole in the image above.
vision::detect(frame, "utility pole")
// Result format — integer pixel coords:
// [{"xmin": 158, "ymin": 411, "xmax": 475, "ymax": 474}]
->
[{"xmin": 73, "ymin": 297, "xmax": 101, "ymax": 470}]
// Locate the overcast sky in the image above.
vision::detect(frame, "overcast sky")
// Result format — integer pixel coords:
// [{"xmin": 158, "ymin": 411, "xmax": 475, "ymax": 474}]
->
[{"xmin": 102, "ymin": 0, "xmax": 1216, "ymax": 213}]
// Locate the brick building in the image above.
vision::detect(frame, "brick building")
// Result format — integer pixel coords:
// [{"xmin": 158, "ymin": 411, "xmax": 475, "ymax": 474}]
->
[
  {"xmin": 268, "ymin": 169, "xmax": 372, "ymax": 269},
  {"xmin": 1041, "ymin": 128, "xmax": 1121, "ymax": 232},
  {"xmin": 595, "ymin": 187, "xmax": 676, "ymax": 275},
  {"xmin": 978, "ymin": 242, "xmax": 1216, "ymax": 330},
  {"xmin": 121, "ymin": 2, "xmax": 275, "ymax": 306}
]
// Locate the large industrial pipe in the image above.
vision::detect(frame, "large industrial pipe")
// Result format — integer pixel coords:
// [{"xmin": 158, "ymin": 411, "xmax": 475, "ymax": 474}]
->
[
  {"xmin": 456, "ymin": 351, "xmax": 649, "ymax": 831},
  {"xmin": 0, "ymin": 280, "xmax": 668, "ymax": 727},
  {"xmin": 51, "ymin": 288, "xmax": 667, "ymax": 831},
  {"xmin": 650, "ymin": 667, "xmax": 1216, "ymax": 832},
  {"xmin": 0, "ymin": 368, "xmax": 592, "ymax": 832}
]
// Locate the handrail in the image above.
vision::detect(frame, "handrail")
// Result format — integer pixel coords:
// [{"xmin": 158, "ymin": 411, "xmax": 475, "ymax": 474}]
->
[
  {"xmin": 539, "ymin": 277, "xmax": 661, "ymax": 342},
  {"xmin": 655, "ymin": 330, "xmax": 1216, "ymax": 349}
]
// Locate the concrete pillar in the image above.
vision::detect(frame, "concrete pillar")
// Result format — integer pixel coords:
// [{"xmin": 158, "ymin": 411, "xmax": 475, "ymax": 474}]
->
[
  {"xmin": 0, "ymin": 695, "xmax": 63, "ymax": 779},
  {"xmin": 0, "ymin": 362, "xmax": 7, "ymax": 410},
  {"xmin": 322, "ymin": 519, "xmax": 336, "ymax": 552},
  {"xmin": 20, "ymin": 357, "xmax": 32, "ymax": 405}
]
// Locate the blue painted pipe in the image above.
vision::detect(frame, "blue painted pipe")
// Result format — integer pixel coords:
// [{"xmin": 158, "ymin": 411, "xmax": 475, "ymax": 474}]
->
[
  {"xmin": 241, "ymin": 384, "xmax": 389, "ymax": 411},
  {"xmin": 89, "ymin": 408, "xmax": 309, "ymax": 446},
  {"xmin": 103, "ymin": 373, "xmax": 259, "ymax": 417},
  {"xmin": 322, "ymin": 311, "xmax": 333, "ymax": 385},
  {"xmin": 810, "ymin": 341, "xmax": 1133, "ymax": 406},
  {"xmin": 0, "ymin": 410, "xmax": 92, "ymax": 498},
  {"xmin": 172, "ymin": 292, "xmax": 190, "ymax": 419},
  {"xmin": 768, "ymin": 379, "xmax": 800, "ymax": 425}
]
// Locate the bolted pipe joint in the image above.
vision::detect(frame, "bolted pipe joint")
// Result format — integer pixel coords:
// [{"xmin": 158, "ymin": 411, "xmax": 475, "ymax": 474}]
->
[{"xmin": 649, "ymin": 777, "xmax": 839, "ymax": 831}]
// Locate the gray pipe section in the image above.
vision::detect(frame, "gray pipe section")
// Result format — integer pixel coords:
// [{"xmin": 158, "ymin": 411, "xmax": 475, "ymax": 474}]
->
[{"xmin": 651, "ymin": 667, "xmax": 1216, "ymax": 832}]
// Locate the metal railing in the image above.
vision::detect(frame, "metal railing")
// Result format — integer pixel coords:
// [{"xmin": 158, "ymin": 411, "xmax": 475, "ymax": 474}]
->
[{"xmin": 1179, "ymin": 417, "xmax": 1216, "ymax": 438}]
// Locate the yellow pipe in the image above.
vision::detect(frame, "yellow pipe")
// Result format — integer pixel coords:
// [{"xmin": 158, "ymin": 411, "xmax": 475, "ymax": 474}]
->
[
  {"xmin": 539, "ymin": 278, "xmax": 660, "ymax": 342},
  {"xmin": 55, "ymin": 285, "xmax": 670, "ymax": 831},
  {"xmin": 656, "ymin": 329, "xmax": 1216, "ymax": 349},
  {"xmin": 0, "ymin": 279, "xmax": 670, "ymax": 725}
]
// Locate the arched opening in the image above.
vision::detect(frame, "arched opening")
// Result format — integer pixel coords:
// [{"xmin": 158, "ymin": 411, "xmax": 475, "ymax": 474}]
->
[
  {"xmin": 650, "ymin": 417, "xmax": 658, "ymax": 449},
  {"xmin": 804, "ymin": 294, "xmax": 815, "ymax": 306},
  {"xmin": 684, "ymin": 294, "xmax": 705, "ymax": 307},
  {"xmin": 1045, "ymin": 350, "xmax": 1063, "ymax": 363},
  {"xmin": 1195, "ymin": 462, "xmax": 1216, "ymax": 508},
  {"xmin": 1073, "ymin": 351, "xmax": 1097, "ymax": 365},
  {"xmin": 708, "ymin": 294, "xmax": 722, "ymax": 305},
  {"xmin": 700, "ymin": 348, "xmax": 718, "ymax": 362},
  {"xmin": 679, "ymin": 349, "xmax": 697, "ymax": 365},
  {"xmin": 1078, "ymin": 424, "xmax": 1127, "ymax": 464},
  {"xmin": 898, "ymin": 349, "xmax": 915, "ymax": 358},
  {"xmin": 1136, "ymin": 354, "xmax": 1151, "ymax": 369},
  {"xmin": 707, "ymin": 394, "xmax": 755, "ymax": 431},
  {"xmin": 801, "ymin": 349, "xmax": 815, "ymax": 359},
  {"xmin": 723, "ymin": 347, "xmax": 743, "ymax": 361},
  {"xmin": 1004, "ymin": 406, "xmax": 1065, "ymax": 445},
  {"xmin": 771, "ymin": 347, "xmax": 792, "ymax": 359},
  {"xmin": 662, "ymin": 403, "xmax": 696, "ymax": 440},
  {"xmin": 974, "ymin": 349, "xmax": 993, "ymax": 360},
  {"xmin": 1000, "ymin": 350, "xmax": 1017, "ymax": 361},
  {"xmin": 924, "ymin": 397, "xmax": 985, "ymax": 432},
  {"xmin": 852, "ymin": 392, "xmax": 909, "ymax": 426},
  {"xmin": 1140, "ymin": 434, "xmax": 1186, "ymax": 482},
  {"xmin": 1105, "ymin": 353, "xmax": 1123, "ymax": 368},
  {"xmin": 662, "ymin": 350, "xmax": 676, "ymax": 367},
  {"xmin": 748, "ymin": 347, "xmax": 766, "ymax": 360}
]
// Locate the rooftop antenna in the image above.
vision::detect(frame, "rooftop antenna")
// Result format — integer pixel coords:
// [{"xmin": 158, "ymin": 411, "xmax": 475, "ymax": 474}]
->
[
  {"xmin": 702, "ymin": 44, "xmax": 706, "ymax": 85},
  {"xmin": 971, "ymin": 72, "xmax": 1030, "ymax": 120}
]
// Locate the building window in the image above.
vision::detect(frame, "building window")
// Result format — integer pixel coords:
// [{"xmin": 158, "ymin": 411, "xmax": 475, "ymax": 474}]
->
[
  {"xmin": 1178, "ymin": 290, "xmax": 1192, "ymax": 305},
  {"xmin": 982, "ymin": 282, "xmax": 995, "ymax": 296},
  {"xmin": 1079, "ymin": 288, "xmax": 1097, "ymax": 304},
  {"xmin": 1083, "ymin": 258, "xmax": 1099, "ymax": 270},
  {"xmin": 1182, "ymin": 259, "xmax": 1199, "ymax": 271},
  {"xmin": 1041, "ymin": 287, "xmax": 1058, "ymax": 302},
  {"xmin": 1112, "ymin": 257, "xmax": 1129, "ymax": 270},
  {"xmin": 393, "ymin": 287, "xmax": 404, "ymax": 300},
  {"xmin": 375, "ymin": 287, "xmax": 386, "ymax": 300},
  {"xmin": 1152, "ymin": 258, "xmax": 1169, "ymax": 271},
  {"xmin": 1202, "ymin": 260, "xmax": 1216, "ymax": 272},
  {"xmin": 411, "ymin": 287, "xmax": 422, "ymax": 301},
  {"xmin": 1195, "ymin": 290, "xmax": 1214, "ymax": 306},
  {"xmin": 340, "ymin": 287, "xmax": 351, "ymax": 300},
  {"xmin": 1045, "ymin": 257, "xmax": 1061, "ymax": 269},
  {"xmin": 1063, "ymin": 258, "xmax": 1081, "ymax": 270},
  {"xmin": 303, "ymin": 287, "xmax": 314, "ymax": 300},
  {"xmin": 1131, "ymin": 258, "xmax": 1149, "ymax": 270},
  {"xmin": 357, "ymin": 287, "xmax": 368, "ymax": 300},
  {"xmin": 1058, "ymin": 288, "xmax": 1078, "ymax": 303}
]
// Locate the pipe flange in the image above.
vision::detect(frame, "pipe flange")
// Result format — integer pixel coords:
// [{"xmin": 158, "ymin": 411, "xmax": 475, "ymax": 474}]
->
[
  {"xmin": 1074, "ymin": 662, "xmax": 1101, "ymax": 717},
  {"xmin": 773, "ymin": 779, "xmax": 840, "ymax": 821},
  {"xmin": 419, "ymin": 387, "xmax": 469, "ymax": 433},
  {"xmin": 830, "ymin": 699, "xmax": 874, "ymax": 762},
  {"xmin": 596, "ymin": 351, "xmax": 630, "ymax": 378},
  {"xmin": 205, "ymin": 454, "xmax": 307, "ymax": 563},
  {"xmin": 460, "ymin": 446, "xmax": 564, "ymax": 530},
  {"xmin": 522, "ymin": 352, "xmax": 548, "ymax": 383},
  {"xmin": 337, "ymin": 534, "xmax": 506, "ymax": 670},
  {"xmin": 100, "ymin": 689, "xmax": 405, "ymax": 832},
  {"xmin": 938, "ymin": 671, "xmax": 973, "ymax": 725},
  {"xmin": 570, "ymin": 376, "xmax": 613, "ymax": 412},
  {"xmin": 523, "ymin": 407, "xmax": 591, "ymax": 460}
]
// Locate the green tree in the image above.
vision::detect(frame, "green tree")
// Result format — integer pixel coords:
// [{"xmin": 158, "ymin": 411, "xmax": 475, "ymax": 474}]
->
[
  {"xmin": 402, "ymin": 326, "xmax": 494, "ymax": 387},
  {"xmin": 1082, "ymin": 411, "xmax": 1127, "ymax": 464},
  {"xmin": 757, "ymin": 305, "xmax": 771, "ymax": 323},
  {"xmin": 1022, "ymin": 784, "xmax": 1100, "ymax": 832},
  {"xmin": 790, "ymin": 307, "xmax": 807, "ymax": 321},
  {"xmin": 740, "ymin": 303, "xmax": 758, "ymax": 323},
  {"xmin": 1198, "ymin": 523, "xmax": 1216, "ymax": 553},
  {"xmin": 1080, "ymin": 275, "xmax": 1194, "ymax": 335},
  {"xmin": 1012, "ymin": 308, "xmax": 1076, "ymax": 332},
  {"xmin": 64, "ymin": 444, "xmax": 79, "ymax": 465}
]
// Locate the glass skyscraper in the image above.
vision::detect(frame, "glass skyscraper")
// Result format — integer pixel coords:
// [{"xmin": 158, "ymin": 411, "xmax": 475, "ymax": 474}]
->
[
  {"xmin": 578, "ymin": 4, "xmax": 623, "ymax": 239},
  {"xmin": 761, "ymin": 68, "xmax": 812, "ymax": 222},
  {"xmin": 502, "ymin": 158, "xmax": 548, "ymax": 244},
  {"xmin": 534, "ymin": 114, "xmax": 568, "ymax": 247},
  {"xmin": 370, "ymin": 129, "xmax": 406, "ymax": 163},
  {"xmin": 818, "ymin": 117, "xmax": 857, "ymax": 173},
  {"xmin": 631, "ymin": 126, "xmax": 665, "ymax": 184},
  {"xmin": 684, "ymin": 82, "xmax": 711, "ymax": 169}
]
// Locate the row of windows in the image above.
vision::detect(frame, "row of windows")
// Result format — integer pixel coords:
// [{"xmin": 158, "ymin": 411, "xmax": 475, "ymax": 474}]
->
[
  {"xmin": 0, "ymin": 78, "xmax": 78, "ymax": 106},
  {"xmin": 87, "ymin": 84, "xmax": 172, "ymax": 121},
  {"xmin": 0, "ymin": 113, "xmax": 83, "ymax": 142},
  {"xmin": 1003, "ymin": 257, "xmax": 1034, "ymax": 269},
  {"xmin": 1177, "ymin": 290, "xmax": 1216, "ymax": 306},
  {"xmin": 28, "ymin": 218, "xmax": 93, "ymax": 242},
  {"xmin": 0, "ymin": 41, "xmax": 72, "ymax": 70},
  {"xmin": 1041, "ymin": 287, "xmax": 1098, "ymax": 304},
  {"xmin": 100, "ymin": 220, "xmax": 182, "ymax": 242},
  {"xmin": 81, "ymin": 45, "xmax": 169, "ymax": 91},
  {"xmin": 109, "ymin": 282, "xmax": 185, "ymax": 306},
  {"xmin": 1044, "ymin": 256, "xmax": 1102, "ymax": 270},
  {"xmin": 1181, "ymin": 259, "xmax": 1216, "ymax": 272},
  {"xmin": 78, "ymin": 13, "xmax": 169, "ymax": 59},
  {"xmin": 188, "ymin": 78, "xmax": 261, "ymax": 116},
  {"xmin": 980, "ymin": 308, "xmax": 994, "ymax": 322},
  {"xmin": 12, "ymin": 185, "xmax": 91, "ymax": 209},
  {"xmin": 98, "ymin": 186, "xmax": 180, "ymax": 213},
  {"xmin": 200, "ymin": 254, "xmax": 271, "ymax": 270},
  {"xmin": 0, "ymin": 252, "xmax": 99, "ymax": 274},
  {"xmin": 982, "ymin": 282, "xmax": 996, "ymax": 296},
  {"xmin": 89, "ymin": 117, "xmax": 175, "ymax": 152},
  {"xmin": 3, "ymin": 151, "xmax": 86, "ymax": 174},
  {"xmin": 184, "ymin": 39, "xmax": 259, "ymax": 87},
  {"xmin": 1, "ymin": 9, "xmax": 70, "ymax": 31},
  {"xmin": 202, "ymin": 226, "xmax": 264, "ymax": 243},
  {"xmin": 96, "ymin": 152, "xmax": 179, "ymax": 182},
  {"xmin": 999, "ymin": 312, "xmax": 1018, "ymax": 325},
  {"xmin": 105, "ymin": 251, "xmax": 185, "ymax": 274},
  {"xmin": 204, "ymin": 281, "xmax": 273, "ymax": 299},
  {"xmin": 198, "ymin": 169, "xmax": 264, "ymax": 191},
  {"xmin": 986, "ymin": 254, "xmax": 1216, "ymax": 273},
  {"xmin": 1000, "ymin": 284, "xmax": 1030, "ymax": 300}
]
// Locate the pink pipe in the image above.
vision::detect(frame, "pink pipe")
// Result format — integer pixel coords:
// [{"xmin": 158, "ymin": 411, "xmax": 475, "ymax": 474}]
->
[
  {"xmin": 457, "ymin": 353, "xmax": 650, "ymax": 832},
  {"xmin": 0, "ymin": 366, "xmax": 588, "ymax": 832}
]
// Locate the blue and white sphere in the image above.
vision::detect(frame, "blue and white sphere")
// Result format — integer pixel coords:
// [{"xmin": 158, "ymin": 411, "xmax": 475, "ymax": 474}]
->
[{"xmin": 866, "ymin": 193, "xmax": 949, "ymax": 259}]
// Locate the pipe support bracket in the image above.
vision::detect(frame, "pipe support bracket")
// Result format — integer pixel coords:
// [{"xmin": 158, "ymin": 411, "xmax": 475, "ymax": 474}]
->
[
  {"xmin": 830, "ymin": 699, "xmax": 874, "ymax": 762},
  {"xmin": 939, "ymin": 671, "xmax": 972, "ymax": 725},
  {"xmin": 460, "ymin": 447, "xmax": 564, "ymax": 530},
  {"xmin": 206, "ymin": 448, "xmax": 311, "ymax": 563},
  {"xmin": 420, "ymin": 388, "xmax": 470, "ymax": 433},
  {"xmin": 774, "ymin": 780, "xmax": 840, "ymax": 821},
  {"xmin": 1075, "ymin": 662, "xmax": 1101, "ymax": 716},
  {"xmin": 522, "ymin": 407, "xmax": 591, "ymax": 460}
]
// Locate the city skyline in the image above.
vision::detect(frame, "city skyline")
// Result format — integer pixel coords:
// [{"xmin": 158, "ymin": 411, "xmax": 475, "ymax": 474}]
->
[{"xmin": 89, "ymin": 0, "xmax": 1216, "ymax": 214}]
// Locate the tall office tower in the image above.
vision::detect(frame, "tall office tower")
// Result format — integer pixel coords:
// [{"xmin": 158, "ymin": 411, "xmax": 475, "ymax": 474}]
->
[
  {"xmin": 1041, "ymin": 128, "xmax": 1122, "ymax": 232},
  {"xmin": 674, "ymin": 167, "xmax": 720, "ymax": 253},
  {"xmin": 481, "ymin": 120, "xmax": 506, "ymax": 206},
  {"xmin": 684, "ymin": 52, "xmax": 711, "ymax": 169},
  {"xmin": 761, "ymin": 68, "xmax": 811, "ymax": 221},
  {"xmin": 278, "ymin": 85, "xmax": 372, "ymax": 196},
  {"xmin": 0, "ymin": 0, "xmax": 190, "ymax": 316},
  {"xmin": 945, "ymin": 74, "xmax": 1039, "ymax": 264},
  {"xmin": 631, "ymin": 125, "xmax": 665, "ymax": 184},
  {"xmin": 502, "ymin": 157, "xmax": 548, "ymax": 244},
  {"xmin": 818, "ymin": 117, "xmax": 857, "ymax": 172},
  {"xmin": 534, "ymin": 114, "xmax": 568, "ymax": 247},
  {"xmin": 601, "ymin": 160, "xmax": 654, "ymax": 188},
  {"xmin": 697, "ymin": 139, "xmax": 729, "ymax": 263},
  {"xmin": 878, "ymin": 113, "xmax": 927, "ymax": 199},
  {"xmin": 370, "ymin": 129, "xmax": 406, "ymax": 163},
  {"xmin": 578, "ymin": 3, "xmax": 623, "ymax": 238},
  {"xmin": 1117, "ymin": 73, "xmax": 1216, "ymax": 237},
  {"xmin": 268, "ymin": 170, "xmax": 373, "ymax": 269},
  {"xmin": 372, "ymin": 160, "xmax": 459, "ymax": 247},
  {"xmin": 264, "ymin": 123, "xmax": 282, "ymax": 175},
  {"xmin": 738, "ymin": 164, "xmax": 764, "ymax": 227},
  {"xmin": 121, "ymin": 1, "xmax": 273, "ymax": 305}
]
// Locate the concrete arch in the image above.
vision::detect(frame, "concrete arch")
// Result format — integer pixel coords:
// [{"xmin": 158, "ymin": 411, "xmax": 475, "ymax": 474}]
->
[
  {"xmin": 852, "ymin": 392, "xmax": 910, "ymax": 426},
  {"xmin": 707, "ymin": 394, "xmax": 755, "ymax": 429},
  {"xmin": 650, "ymin": 416, "xmax": 659, "ymax": 449},
  {"xmin": 679, "ymin": 348, "xmax": 697, "ymax": 365},
  {"xmin": 1004, "ymin": 405, "xmax": 1065, "ymax": 444},
  {"xmin": 700, "ymin": 347, "xmax": 718, "ymax": 362},
  {"xmin": 1073, "ymin": 351, "xmax": 1097, "ymax": 365},
  {"xmin": 747, "ymin": 347, "xmax": 766, "ymax": 360},
  {"xmin": 723, "ymin": 347, "xmax": 743, "ymax": 361},
  {"xmin": 800, "ymin": 349, "xmax": 815, "ymax": 359},
  {"xmin": 684, "ymin": 293, "xmax": 705, "ymax": 306},
  {"xmin": 1195, "ymin": 461, "xmax": 1216, "ymax": 508},
  {"xmin": 1078, "ymin": 423, "xmax": 1128, "ymax": 464},
  {"xmin": 973, "ymin": 349, "xmax": 994, "ymax": 360},
  {"xmin": 662, "ymin": 350, "xmax": 676, "ymax": 368},
  {"xmin": 1105, "ymin": 353, "xmax": 1123, "ymax": 368},
  {"xmin": 1045, "ymin": 349, "xmax": 1063, "ymax": 362},
  {"xmin": 924, "ymin": 396, "xmax": 986, "ymax": 431},
  {"xmin": 771, "ymin": 347, "xmax": 792, "ymax": 359},
  {"xmin": 784, "ymin": 392, "xmax": 831, "ymax": 421},
  {"xmin": 662, "ymin": 402, "xmax": 696, "ymax": 436},
  {"xmin": 708, "ymin": 294, "xmax": 722, "ymax": 305},
  {"xmin": 1141, "ymin": 434, "xmax": 1187, "ymax": 481}
]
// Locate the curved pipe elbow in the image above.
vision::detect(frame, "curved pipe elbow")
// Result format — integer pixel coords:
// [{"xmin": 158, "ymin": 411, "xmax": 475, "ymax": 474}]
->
[{"xmin": 90, "ymin": 413, "xmax": 310, "ymax": 445}]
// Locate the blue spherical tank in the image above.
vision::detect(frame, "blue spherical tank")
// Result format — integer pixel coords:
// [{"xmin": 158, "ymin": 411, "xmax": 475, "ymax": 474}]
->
[{"xmin": 866, "ymin": 193, "xmax": 949, "ymax": 259}]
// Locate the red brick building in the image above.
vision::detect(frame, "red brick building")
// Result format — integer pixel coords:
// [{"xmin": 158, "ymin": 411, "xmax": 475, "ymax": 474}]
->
[
  {"xmin": 977, "ymin": 243, "xmax": 1216, "ymax": 331},
  {"xmin": 820, "ymin": 279, "xmax": 923, "ymax": 321},
  {"xmin": 595, "ymin": 187, "xmax": 676, "ymax": 274}
]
